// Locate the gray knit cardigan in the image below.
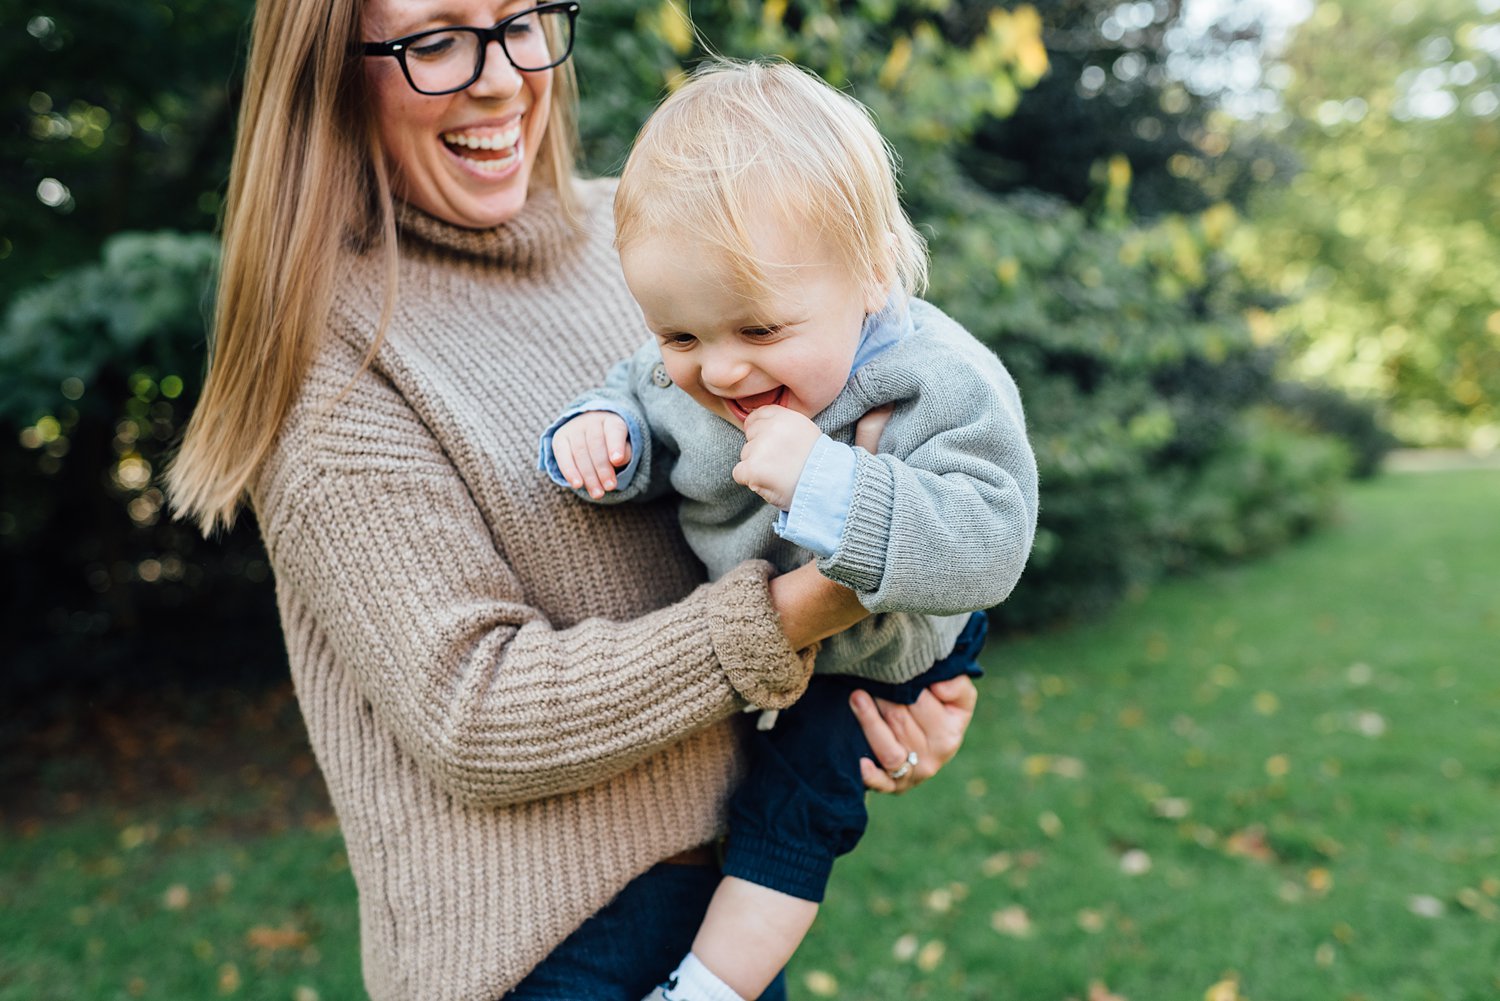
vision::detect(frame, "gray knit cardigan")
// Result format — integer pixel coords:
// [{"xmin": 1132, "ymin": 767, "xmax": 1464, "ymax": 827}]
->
[{"xmin": 564, "ymin": 298, "xmax": 1040, "ymax": 683}]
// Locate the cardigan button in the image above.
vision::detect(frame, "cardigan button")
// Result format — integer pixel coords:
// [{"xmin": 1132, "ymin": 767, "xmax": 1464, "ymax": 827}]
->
[{"xmin": 650, "ymin": 363, "xmax": 673, "ymax": 388}]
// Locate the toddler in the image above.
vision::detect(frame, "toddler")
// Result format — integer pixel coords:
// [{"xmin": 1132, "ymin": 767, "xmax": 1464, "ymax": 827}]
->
[{"xmin": 538, "ymin": 59, "xmax": 1038, "ymax": 1001}]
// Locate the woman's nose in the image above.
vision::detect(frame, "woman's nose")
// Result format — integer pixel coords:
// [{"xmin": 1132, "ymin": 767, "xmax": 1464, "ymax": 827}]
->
[{"xmin": 468, "ymin": 42, "xmax": 524, "ymax": 100}]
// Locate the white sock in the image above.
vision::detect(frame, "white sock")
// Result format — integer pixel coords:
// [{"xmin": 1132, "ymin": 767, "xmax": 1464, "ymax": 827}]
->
[{"xmin": 661, "ymin": 952, "xmax": 746, "ymax": 1001}]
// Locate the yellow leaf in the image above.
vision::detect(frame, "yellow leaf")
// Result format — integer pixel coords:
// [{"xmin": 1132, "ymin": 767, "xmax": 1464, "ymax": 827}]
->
[
  {"xmin": 1203, "ymin": 976, "xmax": 1244, "ymax": 1001},
  {"xmin": 991, "ymin": 905, "xmax": 1033, "ymax": 937},
  {"xmin": 217, "ymin": 963, "xmax": 241, "ymax": 995},
  {"xmin": 246, "ymin": 925, "xmax": 309, "ymax": 950},
  {"xmin": 1089, "ymin": 981, "xmax": 1129, "ymax": 1001},
  {"xmin": 802, "ymin": 970, "xmax": 838, "ymax": 997},
  {"xmin": 879, "ymin": 37, "xmax": 913, "ymax": 91},
  {"xmin": 916, "ymin": 940, "xmax": 946, "ymax": 971},
  {"xmin": 652, "ymin": 1, "xmax": 693, "ymax": 55}
]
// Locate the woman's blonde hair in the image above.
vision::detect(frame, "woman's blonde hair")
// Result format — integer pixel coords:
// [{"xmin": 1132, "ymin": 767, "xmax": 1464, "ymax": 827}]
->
[
  {"xmin": 614, "ymin": 57, "xmax": 926, "ymax": 303},
  {"xmin": 169, "ymin": 0, "xmax": 580, "ymax": 534}
]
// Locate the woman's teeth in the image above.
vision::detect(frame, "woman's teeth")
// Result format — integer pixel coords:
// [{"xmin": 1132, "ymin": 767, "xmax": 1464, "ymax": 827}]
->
[{"xmin": 441, "ymin": 125, "xmax": 522, "ymax": 171}]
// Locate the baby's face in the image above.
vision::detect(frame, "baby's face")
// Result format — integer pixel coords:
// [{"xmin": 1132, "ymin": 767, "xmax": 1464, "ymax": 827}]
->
[{"xmin": 620, "ymin": 223, "xmax": 884, "ymax": 427}]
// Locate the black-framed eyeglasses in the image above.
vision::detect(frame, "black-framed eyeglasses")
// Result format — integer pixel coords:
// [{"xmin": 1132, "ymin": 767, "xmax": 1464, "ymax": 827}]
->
[{"xmin": 362, "ymin": 2, "xmax": 579, "ymax": 96}]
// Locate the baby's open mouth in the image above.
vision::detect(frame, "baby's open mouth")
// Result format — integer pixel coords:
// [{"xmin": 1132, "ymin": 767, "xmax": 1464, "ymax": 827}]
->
[{"xmin": 727, "ymin": 387, "xmax": 786, "ymax": 422}]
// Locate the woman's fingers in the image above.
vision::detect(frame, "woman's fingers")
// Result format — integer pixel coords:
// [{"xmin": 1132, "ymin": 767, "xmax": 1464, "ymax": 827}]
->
[
  {"xmin": 851, "ymin": 689, "xmax": 924, "ymax": 794},
  {"xmin": 853, "ymin": 402, "xmax": 894, "ymax": 454},
  {"xmin": 853, "ymin": 675, "xmax": 982, "ymax": 795},
  {"xmin": 902, "ymin": 677, "xmax": 977, "ymax": 762}
]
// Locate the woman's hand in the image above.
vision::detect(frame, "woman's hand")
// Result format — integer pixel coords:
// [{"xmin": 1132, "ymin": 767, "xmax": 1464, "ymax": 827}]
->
[{"xmin": 852, "ymin": 675, "xmax": 978, "ymax": 794}]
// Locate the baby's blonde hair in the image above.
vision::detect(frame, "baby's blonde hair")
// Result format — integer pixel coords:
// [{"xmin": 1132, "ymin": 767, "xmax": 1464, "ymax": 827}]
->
[{"xmin": 615, "ymin": 58, "xmax": 927, "ymax": 303}]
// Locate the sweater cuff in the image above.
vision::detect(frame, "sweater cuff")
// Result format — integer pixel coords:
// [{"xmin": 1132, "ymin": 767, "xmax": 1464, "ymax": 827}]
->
[
  {"xmin": 816, "ymin": 452, "xmax": 896, "ymax": 599},
  {"xmin": 703, "ymin": 560, "xmax": 815, "ymax": 711}
]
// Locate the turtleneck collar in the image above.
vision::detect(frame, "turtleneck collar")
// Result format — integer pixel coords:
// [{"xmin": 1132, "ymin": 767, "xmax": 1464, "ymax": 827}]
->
[{"xmin": 392, "ymin": 182, "xmax": 592, "ymax": 273}]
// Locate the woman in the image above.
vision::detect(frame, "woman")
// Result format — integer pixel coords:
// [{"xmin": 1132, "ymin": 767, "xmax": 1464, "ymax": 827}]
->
[{"xmin": 169, "ymin": 1, "xmax": 980, "ymax": 998}]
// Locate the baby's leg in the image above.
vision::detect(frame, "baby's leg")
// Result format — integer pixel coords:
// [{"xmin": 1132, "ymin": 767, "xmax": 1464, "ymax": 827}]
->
[
  {"xmin": 650, "ymin": 613, "xmax": 991, "ymax": 1001},
  {"xmin": 647, "ymin": 677, "xmax": 870, "ymax": 1001},
  {"xmin": 689, "ymin": 877, "xmax": 817, "ymax": 998}
]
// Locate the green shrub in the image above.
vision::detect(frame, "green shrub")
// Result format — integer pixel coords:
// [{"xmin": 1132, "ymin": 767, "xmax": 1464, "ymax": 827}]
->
[
  {"xmin": 2, "ymin": 4, "xmax": 1368, "ymax": 687},
  {"xmin": 0, "ymin": 232, "xmax": 282, "ymax": 695}
]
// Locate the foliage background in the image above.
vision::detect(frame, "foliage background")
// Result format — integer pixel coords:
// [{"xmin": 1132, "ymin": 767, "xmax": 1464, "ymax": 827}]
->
[{"xmin": 7, "ymin": 0, "xmax": 1491, "ymax": 681}]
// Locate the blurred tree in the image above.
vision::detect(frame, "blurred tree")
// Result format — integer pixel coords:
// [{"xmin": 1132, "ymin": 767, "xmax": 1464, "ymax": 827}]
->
[
  {"xmin": 0, "ymin": 0, "xmax": 251, "ymax": 307},
  {"xmin": 574, "ymin": 1, "xmax": 1356, "ymax": 623},
  {"xmin": 1, "ymin": 232, "xmax": 282, "ymax": 697},
  {"xmin": 1, "ymin": 0, "xmax": 1363, "ymax": 692},
  {"xmin": 1234, "ymin": 0, "xmax": 1500, "ymax": 448},
  {"xmin": 956, "ymin": 0, "xmax": 1289, "ymax": 218}
]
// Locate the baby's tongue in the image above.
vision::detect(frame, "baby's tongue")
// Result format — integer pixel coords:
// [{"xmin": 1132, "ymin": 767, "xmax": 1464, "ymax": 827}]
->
[{"xmin": 736, "ymin": 388, "xmax": 782, "ymax": 411}]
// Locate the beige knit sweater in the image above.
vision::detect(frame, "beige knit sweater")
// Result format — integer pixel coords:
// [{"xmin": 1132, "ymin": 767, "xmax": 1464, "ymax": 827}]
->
[{"xmin": 252, "ymin": 179, "xmax": 814, "ymax": 1000}]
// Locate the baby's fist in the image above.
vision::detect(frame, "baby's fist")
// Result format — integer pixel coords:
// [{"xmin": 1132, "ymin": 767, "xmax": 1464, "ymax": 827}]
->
[{"xmin": 732, "ymin": 405, "xmax": 821, "ymax": 510}]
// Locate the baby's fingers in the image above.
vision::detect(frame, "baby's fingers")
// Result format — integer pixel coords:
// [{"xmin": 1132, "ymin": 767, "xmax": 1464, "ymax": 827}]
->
[
  {"xmin": 604, "ymin": 415, "xmax": 632, "ymax": 468},
  {"xmin": 553, "ymin": 436, "xmax": 586, "ymax": 491},
  {"xmin": 582, "ymin": 422, "xmax": 617, "ymax": 497}
]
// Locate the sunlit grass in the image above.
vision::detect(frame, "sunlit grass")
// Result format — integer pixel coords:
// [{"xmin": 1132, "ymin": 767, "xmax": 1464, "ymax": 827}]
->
[
  {"xmin": 3, "ymin": 470, "xmax": 1495, "ymax": 1000},
  {"xmin": 0, "ymin": 813, "xmax": 360, "ymax": 1001},
  {"xmin": 801, "ymin": 468, "xmax": 1500, "ymax": 1000}
]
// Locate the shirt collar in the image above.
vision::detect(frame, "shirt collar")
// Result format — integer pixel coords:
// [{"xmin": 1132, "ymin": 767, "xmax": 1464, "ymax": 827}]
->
[{"xmin": 851, "ymin": 294, "xmax": 914, "ymax": 374}]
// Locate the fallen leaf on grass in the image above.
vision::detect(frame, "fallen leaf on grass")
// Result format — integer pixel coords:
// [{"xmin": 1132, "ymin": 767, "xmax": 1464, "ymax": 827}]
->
[
  {"xmin": 802, "ymin": 970, "xmax": 838, "ymax": 997},
  {"xmin": 246, "ymin": 925, "xmax": 309, "ymax": 950},
  {"xmin": 162, "ymin": 884, "xmax": 190, "ymax": 910},
  {"xmin": 217, "ymin": 963, "xmax": 241, "ymax": 994},
  {"xmin": 982, "ymin": 852, "xmax": 1014, "ymax": 877},
  {"xmin": 1152, "ymin": 796, "xmax": 1191, "ymax": 819},
  {"xmin": 916, "ymin": 940, "xmax": 946, "ymax": 971},
  {"xmin": 1119, "ymin": 849, "xmax": 1152, "ymax": 876},
  {"xmin": 1076, "ymin": 908, "xmax": 1106, "ymax": 933},
  {"xmin": 1089, "ymin": 982, "xmax": 1129, "ymax": 1001},
  {"xmin": 1224, "ymin": 826, "xmax": 1276, "ymax": 863},
  {"xmin": 1203, "ymin": 975, "xmax": 1245, "ymax": 1001},
  {"xmin": 991, "ymin": 905, "xmax": 1033, "ymax": 937},
  {"xmin": 1407, "ymin": 894, "xmax": 1445, "ymax": 918}
]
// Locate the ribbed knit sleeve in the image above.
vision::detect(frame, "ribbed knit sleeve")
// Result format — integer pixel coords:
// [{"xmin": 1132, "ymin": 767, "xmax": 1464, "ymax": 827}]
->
[{"xmin": 262, "ymin": 413, "xmax": 811, "ymax": 807}]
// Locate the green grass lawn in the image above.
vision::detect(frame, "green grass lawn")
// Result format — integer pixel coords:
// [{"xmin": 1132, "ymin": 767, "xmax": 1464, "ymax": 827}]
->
[
  {"xmin": 3, "ymin": 469, "xmax": 1496, "ymax": 1001},
  {"xmin": 803, "ymin": 468, "xmax": 1500, "ymax": 1001}
]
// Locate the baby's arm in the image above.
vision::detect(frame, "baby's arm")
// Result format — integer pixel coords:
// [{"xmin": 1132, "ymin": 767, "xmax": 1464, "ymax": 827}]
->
[
  {"xmin": 537, "ymin": 347, "xmax": 674, "ymax": 504},
  {"xmin": 806, "ymin": 329, "xmax": 1038, "ymax": 615}
]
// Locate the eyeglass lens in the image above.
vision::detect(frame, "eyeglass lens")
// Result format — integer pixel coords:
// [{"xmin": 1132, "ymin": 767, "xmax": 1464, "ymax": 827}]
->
[{"xmin": 405, "ymin": 8, "xmax": 571, "ymax": 94}]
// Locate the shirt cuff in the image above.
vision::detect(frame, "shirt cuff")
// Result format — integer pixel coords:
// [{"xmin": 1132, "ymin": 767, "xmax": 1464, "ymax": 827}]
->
[
  {"xmin": 536, "ymin": 400, "xmax": 644, "ymax": 492},
  {"xmin": 774, "ymin": 434, "xmax": 856, "ymax": 557}
]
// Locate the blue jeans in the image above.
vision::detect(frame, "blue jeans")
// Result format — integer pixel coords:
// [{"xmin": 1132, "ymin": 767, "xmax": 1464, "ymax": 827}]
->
[{"xmin": 503, "ymin": 861, "xmax": 787, "ymax": 1000}]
